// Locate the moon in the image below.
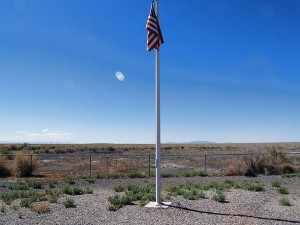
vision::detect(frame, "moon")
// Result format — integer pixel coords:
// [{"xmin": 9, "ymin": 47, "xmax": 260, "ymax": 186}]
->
[{"xmin": 115, "ymin": 71, "xmax": 125, "ymax": 81}]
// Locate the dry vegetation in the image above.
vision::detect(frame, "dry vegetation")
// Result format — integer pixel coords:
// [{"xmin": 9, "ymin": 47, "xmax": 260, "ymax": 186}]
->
[{"xmin": 0, "ymin": 142, "xmax": 299, "ymax": 180}]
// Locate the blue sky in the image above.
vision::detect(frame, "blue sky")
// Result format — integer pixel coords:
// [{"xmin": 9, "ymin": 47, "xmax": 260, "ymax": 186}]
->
[{"xmin": 1, "ymin": 0, "xmax": 300, "ymax": 144}]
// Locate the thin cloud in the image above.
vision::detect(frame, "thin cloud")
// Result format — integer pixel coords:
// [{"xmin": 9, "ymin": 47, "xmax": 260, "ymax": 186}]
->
[{"xmin": 8, "ymin": 129, "xmax": 73, "ymax": 143}]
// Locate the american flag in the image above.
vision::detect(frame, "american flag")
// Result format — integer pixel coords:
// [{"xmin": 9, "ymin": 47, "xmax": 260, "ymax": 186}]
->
[{"xmin": 146, "ymin": 2, "xmax": 164, "ymax": 51}]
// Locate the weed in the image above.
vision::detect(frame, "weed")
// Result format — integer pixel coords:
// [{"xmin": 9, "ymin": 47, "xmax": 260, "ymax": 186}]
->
[
  {"xmin": 8, "ymin": 182, "xmax": 29, "ymax": 190},
  {"xmin": 161, "ymin": 172, "xmax": 175, "ymax": 178},
  {"xmin": 29, "ymin": 181, "xmax": 44, "ymax": 189},
  {"xmin": 1, "ymin": 206, "xmax": 5, "ymax": 213},
  {"xmin": 96, "ymin": 174, "xmax": 104, "ymax": 179},
  {"xmin": 85, "ymin": 177, "xmax": 96, "ymax": 184},
  {"xmin": 279, "ymin": 197, "xmax": 291, "ymax": 206},
  {"xmin": 64, "ymin": 176, "xmax": 76, "ymax": 185},
  {"xmin": 183, "ymin": 189, "xmax": 205, "ymax": 200},
  {"xmin": 63, "ymin": 186, "xmax": 73, "ymax": 195},
  {"xmin": 241, "ymin": 182, "xmax": 265, "ymax": 192},
  {"xmin": 282, "ymin": 173, "xmax": 300, "ymax": 178},
  {"xmin": 85, "ymin": 188, "xmax": 93, "ymax": 194},
  {"xmin": 64, "ymin": 197, "xmax": 76, "ymax": 208},
  {"xmin": 114, "ymin": 185, "xmax": 126, "ymax": 192},
  {"xmin": 128, "ymin": 172, "xmax": 147, "ymax": 178},
  {"xmin": 213, "ymin": 191, "xmax": 226, "ymax": 203},
  {"xmin": 73, "ymin": 187, "xmax": 84, "ymax": 195},
  {"xmin": 271, "ymin": 181, "xmax": 282, "ymax": 188},
  {"xmin": 1, "ymin": 191, "xmax": 27, "ymax": 205},
  {"xmin": 48, "ymin": 181, "xmax": 58, "ymax": 188},
  {"xmin": 278, "ymin": 187, "xmax": 289, "ymax": 195},
  {"xmin": 20, "ymin": 198, "xmax": 32, "ymax": 208}
]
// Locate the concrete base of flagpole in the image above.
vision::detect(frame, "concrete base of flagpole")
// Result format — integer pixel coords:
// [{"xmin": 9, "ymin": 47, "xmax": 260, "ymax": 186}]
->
[{"xmin": 144, "ymin": 201, "xmax": 172, "ymax": 208}]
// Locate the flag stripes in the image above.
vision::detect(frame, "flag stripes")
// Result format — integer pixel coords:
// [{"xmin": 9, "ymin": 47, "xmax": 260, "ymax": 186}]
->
[{"xmin": 146, "ymin": 3, "xmax": 164, "ymax": 51}]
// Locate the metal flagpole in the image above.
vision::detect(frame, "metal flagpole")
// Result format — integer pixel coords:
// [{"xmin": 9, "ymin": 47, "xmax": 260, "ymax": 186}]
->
[
  {"xmin": 145, "ymin": 0, "xmax": 171, "ymax": 209},
  {"xmin": 155, "ymin": 0, "xmax": 161, "ymax": 205}
]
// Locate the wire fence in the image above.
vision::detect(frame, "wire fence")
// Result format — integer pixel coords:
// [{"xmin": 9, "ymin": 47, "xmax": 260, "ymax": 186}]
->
[{"xmin": 2, "ymin": 152, "xmax": 300, "ymax": 178}]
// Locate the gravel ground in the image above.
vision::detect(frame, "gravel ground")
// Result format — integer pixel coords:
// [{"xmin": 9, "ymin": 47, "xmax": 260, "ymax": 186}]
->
[{"xmin": 0, "ymin": 176, "xmax": 299, "ymax": 225}]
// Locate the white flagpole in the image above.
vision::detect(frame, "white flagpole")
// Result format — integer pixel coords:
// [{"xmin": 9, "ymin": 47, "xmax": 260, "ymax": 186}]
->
[
  {"xmin": 145, "ymin": 0, "xmax": 171, "ymax": 208},
  {"xmin": 155, "ymin": 0, "xmax": 161, "ymax": 205}
]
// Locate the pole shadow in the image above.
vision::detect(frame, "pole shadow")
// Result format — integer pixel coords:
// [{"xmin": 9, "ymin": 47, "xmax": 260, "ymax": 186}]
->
[{"xmin": 169, "ymin": 205, "xmax": 300, "ymax": 224}]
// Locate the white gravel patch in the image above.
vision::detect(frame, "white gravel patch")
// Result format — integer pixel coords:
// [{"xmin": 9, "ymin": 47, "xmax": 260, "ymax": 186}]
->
[{"xmin": 0, "ymin": 176, "xmax": 299, "ymax": 225}]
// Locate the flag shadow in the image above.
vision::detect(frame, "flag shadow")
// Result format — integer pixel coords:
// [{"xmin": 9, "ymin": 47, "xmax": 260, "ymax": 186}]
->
[{"xmin": 169, "ymin": 205, "xmax": 300, "ymax": 224}]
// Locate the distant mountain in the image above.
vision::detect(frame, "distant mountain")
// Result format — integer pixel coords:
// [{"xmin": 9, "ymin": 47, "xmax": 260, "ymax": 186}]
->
[{"xmin": 165, "ymin": 141, "xmax": 216, "ymax": 144}]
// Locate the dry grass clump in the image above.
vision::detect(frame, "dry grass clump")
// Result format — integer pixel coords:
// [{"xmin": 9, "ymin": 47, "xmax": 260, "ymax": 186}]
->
[
  {"xmin": 30, "ymin": 202, "xmax": 50, "ymax": 214},
  {"xmin": 224, "ymin": 160, "xmax": 246, "ymax": 176},
  {"xmin": 13, "ymin": 151, "xmax": 39, "ymax": 177},
  {"xmin": 0, "ymin": 157, "xmax": 11, "ymax": 177}
]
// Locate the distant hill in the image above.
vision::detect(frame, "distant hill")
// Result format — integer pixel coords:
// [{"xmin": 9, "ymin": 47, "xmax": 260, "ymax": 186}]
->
[{"xmin": 165, "ymin": 141, "xmax": 216, "ymax": 144}]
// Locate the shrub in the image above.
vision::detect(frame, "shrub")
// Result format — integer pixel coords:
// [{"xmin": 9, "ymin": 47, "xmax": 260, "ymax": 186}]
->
[
  {"xmin": 114, "ymin": 185, "xmax": 126, "ymax": 192},
  {"xmin": 64, "ymin": 198, "xmax": 76, "ymax": 208},
  {"xmin": 85, "ymin": 177, "xmax": 96, "ymax": 184},
  {"xmin": 183, "ymin": 189, "xmax": 205, "ymax": 200},
  {"xmin": 271, "ymin": 181, "xmax": 282, "ymax": 188},
  {"xmin": 266, "ymin": 148, "xmax": 293, "ymax": 164},
  {"xmin": 243, "ymin": 154, "xmax": 266, "ymax": 175},
  {"xmin": 278, "ymin": 187, "xmax": 289, "ymax": 195},
  {"xmin": 213, "ymin": 191, "xmax": 226, "ymax": 203},
  {"xmin": 29, "ymin": 181, "xmax": 44, "ymax": 189},
  {"xmin": 20, "ymin": 198, "xmax": 33, "ymax": 208},
  {"xmin": 241, "ymin": 182, "xmax": 265, "ymax": 192},
  {"xmin": 282, "ymin": 172, "xmax": 300, "ymax": 178},
  {"xmin": 161, "ymin": 172, "xmax": 175, "ymax": 178},
  {"xmin": 48, "ymin": 181, "xmax": 57, "ymax": 188},
  {"xmin": 128, "ymin": 172, "xmax": 147, "ymax": 178},
  {"xmin": 281, "ymin": 163, "xmax": 297, "ymax": 174},
  {"xmin": 8, "ymin": 182, "xmax": 29, "ymax": 190},
  {"xmin": 13, "ymin": 151, "xmax": 39, "ymax": 177},
  {"xmin": 64, "ymin": 176, "xmax": 76, "ymax": 185},
  {"xmin": 279, "ymin": 197, "xmax": 291, "ymax": 206},
  {"xmin": 264, "ymin": 164, "xmax": 281, "ymax": 175},
  {"xmin": 0, "ymin": 157, "xmax": 11, "ymax": 177}
]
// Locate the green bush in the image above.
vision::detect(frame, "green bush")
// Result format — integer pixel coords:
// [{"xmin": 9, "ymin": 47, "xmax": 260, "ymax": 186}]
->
[
  {"xmin": 271, "ymin": 181, "xmax": 282, "ymax": 188},
  {"xmin": 128, "ymin": 172, "xmax": 147, "ymax": 178},
  {"xmin": 85, "ymin": 177, "xmax": 96, "ymax": 183},
  {"xmin": 64, "ymin": 176, "xmax": 76, "ymax": 185},
  {"xmin": 114, "ymin": 185, "xmax": 126, "ymax": 192},
  {"xmin": 8, "ymin": 182, "xmax": 29, "ymax": 190},
  {"xmin": 64, "ymin": 198, "xmax": 76, "ymax": 208},
  {"xmin": 213, "ymin": 191, "xmax": 226, "ymax": 203},
  {"xmin": 279, "ymin": 197, "xmax": 291, "ymax": 206},
  {"xmin": 29, "ymin": 181, "xmax": 44, "ymax": 189},
  {"xmin": 278, "ymin": 187, "xmax": 289, "ymax": 195},
  {"xmin": 242, "ymin": 182, "xmax": 265, "ymax": 192}
]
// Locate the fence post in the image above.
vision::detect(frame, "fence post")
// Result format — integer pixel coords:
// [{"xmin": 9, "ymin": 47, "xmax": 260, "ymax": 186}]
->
[
  {"xmin": 89, "ymin": 155, "xmax": 92, "ymax": 177},
  {"xmin": 204, "ymin": 154, "xmax": 207, "ymax": 173},
  {"xmin": 148, "ymin": 155, "xmax": 151, "ymax": 178}
]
